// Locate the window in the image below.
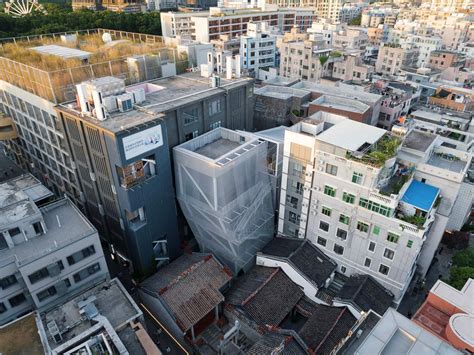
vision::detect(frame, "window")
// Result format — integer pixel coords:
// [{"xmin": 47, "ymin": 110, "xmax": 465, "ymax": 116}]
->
[
  {"xmin": 364, "ymin": 258, "xmax": 372, "ymax": 267},
  {"xmin": 0, "ymin": 303, "xmax": 6, "ymax": 314},
  {"xmin": 208, "ymin": 99, "xmax": 222, "ymax": 116},
  {"xmin": 0, "ymin": 275, "xmax": 17, "ymax": 289},
  {"xmin": 387, "ymin": 232, "xmax": 400, "ymax": 244},
  {"xmin": 319, "ymin": 221, "xmax": 330, "ymax": 232},
  {"xmin": 28, "ymin": 268, "xmax": 50, "ymax": 284},
  {"xmin": 373, "ymin": 225, "xmax": 381, "ymax": 235},
  {"xmin": 183, "ymin": 107, "xmax": 199, "ymax": 125},
  {"xmin": 286, "ymin": 196, "xmax": 299, "ymax": 208},
  {"xmin": 384, "ymin": 248, "xmax": 395, "ymax": 260},
  {"xmin": 379, "ymin": 264, "xmax": 390, "ymax": 275},
  {"xmin": 352, "ymin": 172, "xmax": 363, "ymax": 184},
  {"xmin": 322, "ymin": 206, "xmax": 332, "ymax": 217},
  {"xmin": 340, "ymin": 266, "xmax": 347, "ymax": 273},
  {"xmin": 209, "ymin": 121, "xmax": 221, "ymax": 130},
  {"xmin": 336, "ymin": 228, "xmax": 347, "ymax": 240},
  {"xmin": 339, "ymin": 214, "xmax": 350, "ymax": 225},
  {"xmin": 334, "ymin": 244, "xmax": 344, "ymax": 255},
  {"xmin": 67, "ymin": 245, "xmax": 96, "ymax": 266},
  {"xmin": 8, "ymin": 227, "xmax": 21, "ymax": 237},
  {"xmin": 185, "ymin": 130, "xmax": 199, "ymax": 141},
  {"xmin": 357, "ymin": 221, "xmax": 369, "ymax": 233},
  {"xmin": 325, "ymin": 164, "xmax": 338, "ymax": 176},
  {"xmin": 37, "ymin": 286, "xmax": 57, "ymax": 302},
  {"xmin": 359, "ymin": 198, "xmax": 393, "ymax": 217},
  {"xmin": 342, "ymin": 192, "xmax": 355, "ymax": 204},
  {"xmin": 324, "ymin": 185, "xmax": 336, "ymax": 197},
  {"xmin": 289, "ymin": 212, "xmax": 300, "ymax": 224},
  {"xmin": 32, "ymin": 221, "xmax": 44, "ymax": 236},
  {"xmin": 317, "ymin": 236, "xmax": 327, "ymax": 247},
  {"xmin": 368, "ymin": 241, "xmax": 376, "ymax": 252},
  {"xmin": 407, "ymin": 240, "xmax": 413, "ymax": 248},
  {"xmin": 73, "ymin": 263, "xmax": 101, "ymax": 283},
  {"xmin": 9, "ymin": 293, "xmax": 26, "ymax": 307}
]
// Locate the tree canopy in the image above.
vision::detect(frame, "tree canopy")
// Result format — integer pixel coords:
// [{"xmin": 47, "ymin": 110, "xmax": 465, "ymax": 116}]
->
[
  {"xmin": 0, "ymin": 5, "xmax": 162, "ymax": 38},
  {"xmin": 446, "ymin": 247, "xmax": 474, "ymax": 290}
]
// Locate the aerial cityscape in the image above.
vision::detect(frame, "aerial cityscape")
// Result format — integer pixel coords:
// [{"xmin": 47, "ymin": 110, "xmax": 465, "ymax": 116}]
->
[{"xmin": 0, "ymin": 0, "xmax": 472, "ymax": 353}]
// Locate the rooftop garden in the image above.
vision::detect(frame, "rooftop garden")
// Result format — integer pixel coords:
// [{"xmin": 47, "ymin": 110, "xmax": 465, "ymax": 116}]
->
[
  {"xmin": 347, "ymin": 134, "xmax": 401, "ymax": 168},
  {"xmin": 398, "ymin": 214, "xmax": 426, "ymax": 228},
  {"xmin": 0, "ymin": 32, "xmax": 168, "ymax": 71}
]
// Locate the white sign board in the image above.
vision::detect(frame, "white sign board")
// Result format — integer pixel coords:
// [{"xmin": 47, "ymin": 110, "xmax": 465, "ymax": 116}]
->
[{"xmin": 123, "ymin": 125, "xmax": 163, "ymax": 160}]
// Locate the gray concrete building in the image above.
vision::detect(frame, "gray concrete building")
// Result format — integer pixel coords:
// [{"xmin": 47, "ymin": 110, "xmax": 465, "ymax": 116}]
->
[
  {"xmin": 56, "ymin": 72, "xmax": 254, "ymax": 274},
  {"xmin": 0, "ymin": 174, "xmax": 108, "ymax": 325}
]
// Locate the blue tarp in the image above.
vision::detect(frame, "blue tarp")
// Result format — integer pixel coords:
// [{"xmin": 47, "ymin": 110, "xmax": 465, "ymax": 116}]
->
[{"xmin": 401, "ymin": 180, "xmax": 440, "ymax": 212}]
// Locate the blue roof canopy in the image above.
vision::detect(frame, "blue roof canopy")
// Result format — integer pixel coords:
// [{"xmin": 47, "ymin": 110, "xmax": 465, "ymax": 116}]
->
[{"xmin": 401, "ymin": 180, "xmax": 440, "ymax": 212}]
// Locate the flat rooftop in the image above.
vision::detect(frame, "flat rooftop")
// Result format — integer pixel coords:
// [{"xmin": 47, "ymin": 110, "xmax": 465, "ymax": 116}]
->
[
  {"xmin": 0, "ymin": 198, "xmax": 96, "ymax": 267},
  {"xmin": 401, "ymin": 180, "xmax": 440, "ymax": 212},
  {"xmin": 195, "ymin": 138, "xmax": 240, "ymax": 159},
  {"xmin": 255, "ymin": 85, "xmax": 309, "ymax": 100},
  {"xmin": 291, "ymin": 81, "xmax": 382, "ymax": 104},
  {"xmin": 427, "ymin": 152, "xmax": 468, "ymax": 173},
  {"xmin": 0, "ymin": 31, "xmax": 168, "ymax": 72},
  {"xmin": 411, "ymin": 108, "xmax": 472, "ymax": 124},
  {"xmin": 60, "ymin": 72, "xmax": 251, "ymax": 133},
  {"xmin": 402, "ymin": 130, "xmax": 437, "ymax": 152},
  {"xmin": 0, "ymin": 313, "xmax": 44, "ymax": 355},
  {"xmin": 317, "ymin": 119, "xmax": 386, "ymax": 152},
  {"xmin": 40, "ymin": 278, "xmax": 140, "ymax": 351},
  {"xmin": 311, "ymin": 95, "xmax": 370, "ymax": 114},
  {"xmin": 354, "ymin": 309, "xmax": 462, "ymax": 355}
]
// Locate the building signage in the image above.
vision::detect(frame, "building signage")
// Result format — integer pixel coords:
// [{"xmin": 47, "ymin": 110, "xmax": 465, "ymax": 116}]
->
[{"xmin": 123, "ymin": 125, "xmax": 163, "ymax": 160}]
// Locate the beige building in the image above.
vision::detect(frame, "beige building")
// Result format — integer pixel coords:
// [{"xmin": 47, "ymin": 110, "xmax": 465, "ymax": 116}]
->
[
  {"xmin": 279, "ymin": 31, "xmax": 333, "ymax": 82},
  {"xmin": 333, "ymin": 28, "xmax": 368, "ymax": 50},
  {"xmin": 0, "ymin": 112, "xmax": 17, "ymax": 141},
  {"xmin": 332, "ymin": 54, "xmax": 373, "ymax": 83},
  {"xmin": 375, "ymin": 43, "xmax": 419, "ymax": 76}
]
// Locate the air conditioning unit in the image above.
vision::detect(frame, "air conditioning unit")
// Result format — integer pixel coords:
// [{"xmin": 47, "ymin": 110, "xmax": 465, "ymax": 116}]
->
[
  {"xmin": 117, "ymin": 93, "xmax": 133, "ymax": 112},
  {"xmin": 129, "ymin": 88, "xmax": 146, "ymax": 104}
]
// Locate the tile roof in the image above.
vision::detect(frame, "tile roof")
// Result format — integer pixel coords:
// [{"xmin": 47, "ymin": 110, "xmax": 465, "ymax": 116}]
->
[
  {"xmin": 150, "ymin": 253, "xmax": 232, "ymax": 332},
  {"xmin": 241, "ymin": 269, "xmax": 304, "ymax": 326},
  {"xmin": 225, "ymin": 266, "xmax": 276, "ymax": 306},
  {"xmin": 247, "ymin": 331, "xmax": 308, "ymax": 355},
  {"xmin": 296, "ymin": 298, "xmax": 357, "ymax": 354},
  {"xmin": 336, "ymin": 274, "xmax": 393, "ymax": 316},
  {"xmin": 260, "ymin": 237, "xmax": 337, "ymax": 288}
]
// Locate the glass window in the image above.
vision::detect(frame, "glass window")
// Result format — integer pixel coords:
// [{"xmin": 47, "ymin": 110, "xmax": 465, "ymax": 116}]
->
[
  {"xmin": 364, "ymin": 258, "xmax": 371, "ymax": 267},
  {"xmin": 407, "ymin": 240, "xmax": 413, "ymax": 248},
  {"xmin": 352, "ymin": 172, "xmax": 363, "ymax": 184},
  {"xmin": 368, "ymin": 241, "xmax": 376, "ymax": 252},
  {"xmin": 9, "ymin": 293, "xmax": 26, "ymax": 307},
  {"xmin": 336, "ymin": 228, "xmax": 347, "ymax": 240},
  {"xmin": 339, "ymin": 214, "xmax": 350, "ymax": 225},
  {"xmin": 288, "ymin": 212, "xmax": 300, "ymax": 224},
  {"xmin": 357, "ymin": 221, "xmax": 369, "ymax": 233},
  {"xmin": 387, "ymin": 232, "xmax": 400, "ymax": 244},
  {"xmin": 334, "ymin": 244, "xmax": 344, "ymax": 255},
  {"xmin": 373, "ymin": 225, "xmax": 381, "ymax": 235},
  {"xmin": 37, "ymin": 286, "xmax": 57, "ymax": 302},
  {"xmin": 342, "ymin": 192, "xmax": 355, "ymax": 204},
  {"xmin": 321, "ymin": 206, "xmax": 332, "ymax": 217},
  {"xmin": 379, "ymin": 264, "xmax": 390, "ymax": 275},
  {"xmin": 0, "ymin": 275, "xmax": 17, "ymax": 290},
  {"xmin": 384, "ymin": 248, "xmax": 395, "ymax": 260},
  {"xmin": 67, "ymin": 245, "xmax": 96, "ymax": 266},
  {"xmin": 208, "ymin": 99, "xmax": 222, "ymax": 116},
  {"xmin": 317, "ymin": 236, "xmax": 327, "ymax": 247},
  {"xmin": 183, "ymin": 107, "xmax": 199, "ymax": 125},
  {"xmin": 73, "ymin": 263, "xmax": 101, "ymax": 283},
  {"xmin": 340, "ymin": 266, "xmax": 347, "ymax": 273},
  {"xmin": 319, "ymin": 221, "xmax": 330, "ymax": 232},
  {"xmin": 324, "ymin": 185, "xmax": 336, "ymax": 197},
  {"xmin": 325, "ymin": 164, "xmax": 338, "ymax": 176},
  {"xmin": 0, "ymin": 303, "xmax": 6, "ymax": 314}
]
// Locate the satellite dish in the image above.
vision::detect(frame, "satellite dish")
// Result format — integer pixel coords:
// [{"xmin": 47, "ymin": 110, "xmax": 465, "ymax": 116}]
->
[{"xmin": 102, "ymin": 33, "xmax": 112, "ymax": 44}]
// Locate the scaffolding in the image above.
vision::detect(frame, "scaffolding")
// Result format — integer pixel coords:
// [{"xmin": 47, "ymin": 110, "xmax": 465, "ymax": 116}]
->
[{"xmin": 174, "ymin": 128, "xmax": 277, "ymax": 275}]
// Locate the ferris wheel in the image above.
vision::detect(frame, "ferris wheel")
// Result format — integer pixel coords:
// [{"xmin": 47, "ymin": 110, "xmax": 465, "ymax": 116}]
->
[{"xmin": 4, "ymin": 0, "xmax": 48, "ymax": 17}]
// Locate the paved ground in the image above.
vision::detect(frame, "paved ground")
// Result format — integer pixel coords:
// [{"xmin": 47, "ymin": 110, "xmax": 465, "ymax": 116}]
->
[{"xmin": 398, "ymin": 242, "xmax": 456, "ymax": 318}]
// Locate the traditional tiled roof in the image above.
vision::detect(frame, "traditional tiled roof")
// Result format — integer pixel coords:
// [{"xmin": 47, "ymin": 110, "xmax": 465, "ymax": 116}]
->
[
  {"xmin": 260, "ymin": 237, "xmax": 337, "ymax": 288},
  {"xmin": 336, "ymin": 274, "xmax": 393, "ymax": 316},
  {"xmin": 148, "ymin": 253, "xmax": 232, "ymax": 332},
  {"xmin": 247, "ymin": 331, "xmax": 308, "ymax": 355},
  {"xmin": 296, "ymin": 298, "xmax": 357, "ymax": 354},
  {"xmin": 242, "ymin": 269, "xmax": 304, "ymax": 326}
]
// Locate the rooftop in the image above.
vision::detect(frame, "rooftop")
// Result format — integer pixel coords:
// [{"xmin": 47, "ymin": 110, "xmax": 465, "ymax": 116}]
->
[
  {"xmin": 61, "ymin": 72, "xmax": 251, "ymax": 134},
  {"xmin": 254, "ymin": 85, "xmax": 310, "ymax": 100},
  {"xmin": 260, "ymin": 237, "xmax": 337, "ymax": 287},
  {"xmin": 401, "ymin": 180, "xmax": 440, "ymax": 212},
  {"xmin": 427, "ymin": 151, "xmax": 468, "ymax": 173},
  {"xmin": 354, "ymin": 308, "xmax": 462, "ymax": 355},
  {"xmin": 0, "ymin": 198, "xmax": 96, "ymax": 268},
  {"xmin": 317, "ymin": 119, "xmax": 386, "ymax": 152},
  {"xmin": 311, "ymin": 95, "xmax": 370, "ymax": 114},
  {"xmin": 0, "ymin": 313, "xmax": 44, "ymax": 355},
  {"xmin": 402, "ymin": 130, "xmax": 437, "ymax": 152},
  {"xmin": 336, "ymin": 274, "xmax": 394, "ymax": 316},
  {"xmin": 39, "ymin": 278, "xmax": 143, "ymax": 353},
  {"xmin": 142, "ymin": 253, "xmax": 232, "ymax": 332},
  {"xmin": 410, "ymin": 108, "xmax": 472, "ymax": 124}
]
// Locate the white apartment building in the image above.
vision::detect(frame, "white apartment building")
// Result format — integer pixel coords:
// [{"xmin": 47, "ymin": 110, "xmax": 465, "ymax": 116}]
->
[
  {"xmin": 240, "ymin": 22, "xmax": 277, "ymax": 78},
  {"xmin": 277, "ymin": 113, "xmax": 472, "ymax": 303},
  {"xmin": 0, "ymin": 175, "xmax": 108, "ymax": 325},
  {"xmin": 388, "ymin": 31, "xmax": 443, "ymax": 68},
  {"xmin": 162, "ymin": 7, "xmax": 316, "ymax": 43},
  {"xmin": 332, "ymin": 28, "xmax": 368, "ymax": 50},
  {"xmin": 307, "ymin": 19, "xmax": 344, "ymax": 46}
]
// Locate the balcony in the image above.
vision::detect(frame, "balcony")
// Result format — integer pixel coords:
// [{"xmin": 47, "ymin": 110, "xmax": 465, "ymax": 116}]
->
[{"xmin": 346, "ymin": 134, "xmax": 401, "ymax": 168}]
